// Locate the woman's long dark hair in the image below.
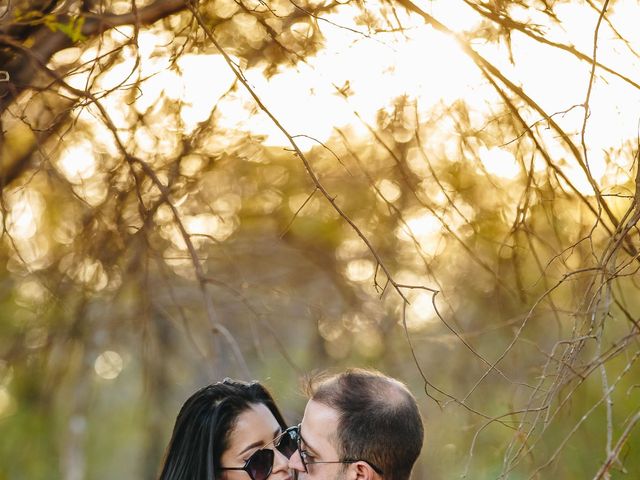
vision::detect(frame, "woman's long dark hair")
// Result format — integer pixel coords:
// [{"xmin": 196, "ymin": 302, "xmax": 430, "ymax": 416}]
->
[{"xmin": 157, "ymin": 379, "xmax": 287, "ymax": 480}]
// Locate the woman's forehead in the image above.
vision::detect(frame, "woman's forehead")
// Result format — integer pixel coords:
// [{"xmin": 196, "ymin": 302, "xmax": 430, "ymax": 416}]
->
[{"xmin": 226, "ymin": 403, "xmax": 280, "ymax": 453}]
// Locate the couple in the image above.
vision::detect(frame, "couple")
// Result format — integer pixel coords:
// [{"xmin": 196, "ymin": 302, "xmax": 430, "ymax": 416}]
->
[{"xmin": 158, "ymin": 369, "xmax": 424, "ymax": 480}]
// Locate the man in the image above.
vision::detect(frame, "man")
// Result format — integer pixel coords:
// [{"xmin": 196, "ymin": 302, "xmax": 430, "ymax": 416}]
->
[{"xmin": 288, "ymin": 369, "xmax": 424, "ymax": 479}]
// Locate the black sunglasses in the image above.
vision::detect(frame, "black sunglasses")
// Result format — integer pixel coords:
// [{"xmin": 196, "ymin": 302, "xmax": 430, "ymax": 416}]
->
[{"xmin": 219, "ymin": 426, "xmax": 299, "ymax": 480}]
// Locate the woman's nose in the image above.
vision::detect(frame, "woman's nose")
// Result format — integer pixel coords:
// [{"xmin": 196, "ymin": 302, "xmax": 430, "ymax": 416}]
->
[
  {"xmin": 272, "ymin": 447, "xmax": 293, "ymax": 476},
  {"xmin": 288, "ymin": 449, "xmax": 305, "ymax": 472}
]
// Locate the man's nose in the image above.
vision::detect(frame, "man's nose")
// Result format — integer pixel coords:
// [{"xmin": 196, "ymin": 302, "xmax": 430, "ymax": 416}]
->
[{"xmin": 288, "ymin": 449, "xmax": 306, "ymax": 472}]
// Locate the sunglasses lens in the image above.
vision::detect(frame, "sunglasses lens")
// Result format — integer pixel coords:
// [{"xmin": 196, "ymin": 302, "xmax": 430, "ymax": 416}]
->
[
  {"xmin": 276, "ymin": 429, "xmax": 298, "ymax": 459},
  {"xmin": 247, "ymin": 449, "xmax": 274, "ymax": 480}
]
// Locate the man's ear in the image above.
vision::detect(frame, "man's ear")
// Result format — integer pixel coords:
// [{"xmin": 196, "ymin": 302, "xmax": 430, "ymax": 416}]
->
[{"xmin": 352, "ymin": 461, "xmax": 378, "ymax": 480}]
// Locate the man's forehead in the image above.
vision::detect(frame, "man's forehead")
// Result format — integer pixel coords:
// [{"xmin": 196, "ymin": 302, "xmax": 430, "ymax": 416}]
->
[
  {"xmin": 301, "ymin": 400, "xmax": 340, "ymax": 450},
  {"xmin": 303, "ymin": 400, "xmax": 340, "ymax": 423}
]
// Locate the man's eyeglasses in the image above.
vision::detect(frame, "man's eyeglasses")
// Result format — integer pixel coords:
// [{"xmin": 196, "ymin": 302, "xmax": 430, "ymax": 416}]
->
[
  {"xmin": 292, "ymin": 424, "xmax": 384, "ymax": 475},
  {"xmin": 219, "ymin": 426, "xmax": 299, "ymax": 480}
]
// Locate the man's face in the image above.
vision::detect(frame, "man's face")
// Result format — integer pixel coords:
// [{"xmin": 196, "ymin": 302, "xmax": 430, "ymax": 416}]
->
[{"xmin": 288, "ymin": 400, "xmax": 348, "ymax": 480}]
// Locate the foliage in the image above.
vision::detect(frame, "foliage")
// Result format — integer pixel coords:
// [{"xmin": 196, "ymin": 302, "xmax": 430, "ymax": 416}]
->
[{"xmin": 1, "ymin": 0, "xmax": 640, "ymax": 479}]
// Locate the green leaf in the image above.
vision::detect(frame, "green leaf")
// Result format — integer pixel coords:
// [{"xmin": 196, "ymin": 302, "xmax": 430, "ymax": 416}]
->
[{"xmin": 44, "ymin": 15, "xmax": 86, "ymax": 42}]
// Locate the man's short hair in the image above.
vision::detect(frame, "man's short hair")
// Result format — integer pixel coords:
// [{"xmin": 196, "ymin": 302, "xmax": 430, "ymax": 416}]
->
[{"xmin": 306, "ymin": 368, "xmax": 424, "ymax": 480}]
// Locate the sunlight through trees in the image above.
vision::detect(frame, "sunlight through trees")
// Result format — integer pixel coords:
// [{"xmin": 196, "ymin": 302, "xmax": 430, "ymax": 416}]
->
[{"xmin": 2, "ymin": 0, "xmax": 640, "ymax": 478}]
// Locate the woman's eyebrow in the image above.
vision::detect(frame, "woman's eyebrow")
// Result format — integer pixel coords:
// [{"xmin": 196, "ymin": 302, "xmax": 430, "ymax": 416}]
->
[
  {"xmin": 238, "ymin": 428, "xmax": 281, "ymax": 456},
  {"xmin": 239, "ymin": 440, "xmax": 264, "ymax": 456}
]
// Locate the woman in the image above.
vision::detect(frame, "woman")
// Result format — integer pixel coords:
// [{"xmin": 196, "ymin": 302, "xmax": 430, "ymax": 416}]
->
[{"xmin": 158, "ymin": 378, "xmax": 298, "ymax": 480}]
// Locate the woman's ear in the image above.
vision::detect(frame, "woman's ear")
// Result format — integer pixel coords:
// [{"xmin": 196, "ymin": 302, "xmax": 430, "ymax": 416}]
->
[{"xmin": 352, "ymin": 461, "xmax": 378, "ymax": 480}]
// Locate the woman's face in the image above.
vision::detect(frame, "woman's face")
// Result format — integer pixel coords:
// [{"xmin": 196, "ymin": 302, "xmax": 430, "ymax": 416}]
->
[{"xmin": 220, "ymin": 403, "xmax": 292, "ymax": 480}]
